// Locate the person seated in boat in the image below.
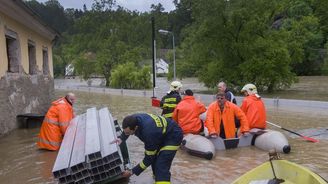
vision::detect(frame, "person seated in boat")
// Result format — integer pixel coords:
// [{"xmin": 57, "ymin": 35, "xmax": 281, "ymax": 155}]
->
[
  {"xmin": 217, "ymin": 81, "xmax": 237, "ymax": 104},
  {"xmin": 218, "ymin": 81, "xmax": 241, "ymax": 129},
  {"xmin": 240, "ymin": 84, "xmax": 267, "ymax": 130},
  {"xmin": 160, "ymin": 81, "xmax": 182, "ymax": 118},
  {"xmin": 172, "ymin": 89, "xmax": 207, "ymax": 135},
  {"xmin": 205, "ymin": 92, "xmax": 250, "ymax": 139}
]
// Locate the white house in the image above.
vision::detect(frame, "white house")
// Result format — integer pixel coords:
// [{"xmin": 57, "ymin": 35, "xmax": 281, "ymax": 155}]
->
[
  {"xmin": 65, "ymin": 63, "xmax": 74, "ymax": 77},
  {"xmin": 156, "ymin": 58, "xmax": 169, "ymax": 74}
]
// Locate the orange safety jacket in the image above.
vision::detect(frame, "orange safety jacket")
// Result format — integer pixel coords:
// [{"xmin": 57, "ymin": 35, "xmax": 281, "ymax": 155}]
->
[
  {"xmin": 37, "ymin": 97, "xmax": 74, "ymax": 151},
  {"xmin": 205, "ymin": 101, "xmax": 249, "ymax": 138},
  {"xmin": 172, "ymin": 96, "xmax": 206, "ymax": 134},
  {"xmin": 240, "ymin": 94, "xmax": 266, "ymax": 129}
]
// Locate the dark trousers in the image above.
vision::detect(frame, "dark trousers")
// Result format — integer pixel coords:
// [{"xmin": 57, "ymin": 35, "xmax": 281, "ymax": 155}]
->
[
  {"xmin": 151, "ymin": 149, "xmax": 178, "ymax": 183},
  {"xmin": 151, "ymin": 128, "xmax": 182, "ymax": 183}
]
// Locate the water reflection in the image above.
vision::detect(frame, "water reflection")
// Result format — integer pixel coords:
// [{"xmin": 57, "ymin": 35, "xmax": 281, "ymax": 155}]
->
[{"xmin": 0, "ymin": 91, "xmax": 327, "ymax": 184}]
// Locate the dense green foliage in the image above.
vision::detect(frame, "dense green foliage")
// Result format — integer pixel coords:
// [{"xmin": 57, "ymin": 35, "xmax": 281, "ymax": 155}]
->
[
  {"xmin": 25, "ymin": 0, "xmax": 328, "ymax": 92},
  {"xmin": 111, "ymin": 62, "xmax": 151, "ymax": 89},
  {"xmin": 178, "ymin": 0, "xmax": 328, "ymax": 91}
]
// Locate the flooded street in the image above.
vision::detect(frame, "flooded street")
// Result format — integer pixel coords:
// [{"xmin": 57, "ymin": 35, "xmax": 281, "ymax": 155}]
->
[{"xmin": 0, "ymin": 90, "xmax": 327, "ymax": 184}]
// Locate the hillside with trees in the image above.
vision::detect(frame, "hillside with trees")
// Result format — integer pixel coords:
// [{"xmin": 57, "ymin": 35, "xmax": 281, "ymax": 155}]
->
[{"xmin": 25, "ymin": 0, "xmax": 328, "ymax": 92}]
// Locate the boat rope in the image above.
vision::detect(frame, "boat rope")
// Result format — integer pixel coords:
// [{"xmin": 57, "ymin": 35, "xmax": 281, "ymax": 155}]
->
[{"xmin": 268, "ymin": 151, "xmax": 285, "ymax": 183}]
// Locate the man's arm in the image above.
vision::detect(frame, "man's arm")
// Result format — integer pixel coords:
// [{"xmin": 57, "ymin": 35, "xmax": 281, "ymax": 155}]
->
[
  {"xmin": 118, "ymin": 131, "xmax": 129, "ymax": 142},
  {"xmin": 57, "ymin": 106, "xmax": 72, "ymax": 135},
  {"xmin": 205, "ymin": 104, "xmax": 217, "ymax": 137},
  {"xmin": 234, "ymin": 105, "xmax": 250, "ymax": 133},
  {"xmin": 160, "ymin": 95, "xmax": 166, "ymax": 108}
]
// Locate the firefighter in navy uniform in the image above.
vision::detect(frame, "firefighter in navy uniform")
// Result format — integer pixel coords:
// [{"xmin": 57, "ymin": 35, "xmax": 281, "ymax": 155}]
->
[
  {"xmin": 160, "ymin": 81, "xmax": 182, "ymax": 118},
  {"xmin": 118, "ymin": 113, "xmax": 183, "ymax": 184}
]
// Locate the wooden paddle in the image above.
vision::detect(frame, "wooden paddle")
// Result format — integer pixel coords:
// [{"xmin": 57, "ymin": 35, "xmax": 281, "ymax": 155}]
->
[{"xmin": 266, "ymin": 121, "xmax": 319, "ymax": 143}]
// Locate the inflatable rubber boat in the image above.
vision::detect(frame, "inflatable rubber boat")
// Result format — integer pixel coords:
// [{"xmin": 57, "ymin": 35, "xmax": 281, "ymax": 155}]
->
[
  {"xmin": 210, "ymin": 129, "xmax": 291, "ymax": 153},
  {"xmin": 181, "ymin": 129, "xmax": 290, "ymax": 160},
  {"xmin": 181, "ymin": 134, "xmax": 215, "ymax": 160}
]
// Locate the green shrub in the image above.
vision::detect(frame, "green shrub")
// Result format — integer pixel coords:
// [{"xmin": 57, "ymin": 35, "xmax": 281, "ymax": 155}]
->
[{"xmin": 110, "ymin": 62, "xmax": 152, "ymax": 89}]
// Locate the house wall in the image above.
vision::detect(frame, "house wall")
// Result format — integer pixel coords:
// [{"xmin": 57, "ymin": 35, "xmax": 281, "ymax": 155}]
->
[
  {"xmin": 0, "ymin": 12, "xmax": 54, "ymax": 77},
  {"xmin": 0, "ymin": 10, "xmax": 54, "ymax": 136}
]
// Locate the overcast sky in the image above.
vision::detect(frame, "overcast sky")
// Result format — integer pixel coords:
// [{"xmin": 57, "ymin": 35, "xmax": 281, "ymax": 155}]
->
[{"xmin": 36, "ymin": 0, "xmax": 176, "ymax": 12}]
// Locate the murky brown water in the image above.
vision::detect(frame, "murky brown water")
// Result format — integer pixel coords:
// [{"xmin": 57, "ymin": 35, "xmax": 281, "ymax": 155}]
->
[{"xmin": 0, "ymin": 90, "xmax": 327, "ymax": 184}]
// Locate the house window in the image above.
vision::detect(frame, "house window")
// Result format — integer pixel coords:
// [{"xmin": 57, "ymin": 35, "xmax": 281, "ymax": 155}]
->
[
  {"xmin": 28, "ymin": 40, "xmax": 37, "ymax": 75},
  {"xmin": 5, "ymin": 29, "xmax": 20, "ymax": 73},
  {"xmin": 42, "ymin": 48, "xmax": 49, "ymax": 75}
]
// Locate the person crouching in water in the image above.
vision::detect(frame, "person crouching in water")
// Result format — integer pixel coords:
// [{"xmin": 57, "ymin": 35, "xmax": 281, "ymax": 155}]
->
[
  {"xmin": 240, "ymin": 84, "xmax": 267, "ymax": 129},
  {"xmin": 172, "ymin": 89, "xmax": 206, "ymax": 135},
  {"xmin": 160, "ymin": 81, "xmax": 182, "ymax": 118},
  {"xmin": 205, "ymin": 92, "xmax": 250, "ymax": 139},
  {"xmin": 117, "ymin": 113, "xmax": 183, "ymax": 184},
  {"xmin": 37, "ymin": 93, "xmax": 76, "ymax": 151}
]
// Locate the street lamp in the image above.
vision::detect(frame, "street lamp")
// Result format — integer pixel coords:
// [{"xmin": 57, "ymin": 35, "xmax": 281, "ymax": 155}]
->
[{"xmin": 158, "ymin": 29, "xmax": 176, "ymax": 80}]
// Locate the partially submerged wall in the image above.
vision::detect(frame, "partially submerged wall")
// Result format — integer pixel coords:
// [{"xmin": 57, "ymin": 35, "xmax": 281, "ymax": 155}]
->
[{"xmin": 0, "ymin": 73, "xmax": 53, "ymax": 136}]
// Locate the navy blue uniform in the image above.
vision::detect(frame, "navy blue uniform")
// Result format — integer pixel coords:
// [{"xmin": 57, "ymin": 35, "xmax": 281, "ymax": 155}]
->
[
  {"xmin": 160, "ymin": 91, "xmax": 181, "ymax": 118},
  {"xmin": 225, "ymin": 89, "xmax": 237, "ymax": 104},
  {"xmin": 121, "ymin": 113, "xmax": 183, "ymax": 184}
]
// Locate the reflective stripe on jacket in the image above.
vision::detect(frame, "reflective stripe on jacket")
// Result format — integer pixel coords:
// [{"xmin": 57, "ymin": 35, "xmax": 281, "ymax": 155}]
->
[
  {"xmin": 160, "ymin": 91, "xmax": 181, "ymax": 118},
  {"xmin": 122, "ymin": 113, "xmax": 182, "ymax": 176},
  {"xmin": 240, "ymin": 94, "xmax": 266, "ymax": 129},
  {"xmin": 205, "ymin": 101, "xmax": 249, "ymax": 138},
  {"xmin": 37, "ymin": 97, "xmax": 74, "ymax": 151},
  {"xmin": 172, "ymin": 96, "xmax": 206, "ymax": 134}
]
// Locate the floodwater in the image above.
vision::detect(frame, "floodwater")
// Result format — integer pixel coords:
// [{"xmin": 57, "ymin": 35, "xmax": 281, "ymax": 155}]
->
[{"xmin": 0, "ymin": 90, "xmax": 328, "ymax": 184}]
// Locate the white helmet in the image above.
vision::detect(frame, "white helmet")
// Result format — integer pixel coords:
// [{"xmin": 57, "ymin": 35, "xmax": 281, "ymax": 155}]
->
[
  {"xmin": 170, "ymin": 81, "xmax": 182, "ymax": 91},
  {"xmin": 241, "ymin": 83, "xmax": 258, "ymax": 95}
]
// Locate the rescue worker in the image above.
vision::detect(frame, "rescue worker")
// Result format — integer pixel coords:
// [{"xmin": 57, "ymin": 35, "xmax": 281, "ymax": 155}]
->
[
  {"xmin": 240, "ymin": 84, "xmax": 267, "ymax": 129},
  {"xmin": 37, "ymin": 93, "xmax": 76, "ymax": 151},
  {"xmin": 172, "ymin": 89, "xmax": 206, "ymax": 134},
  {"xmin": 117, "ymin": 113, "xmax": 183, "ymax": 184},
  {"xmin": 205, "ymin": 92, "xmax": 249, "ymax": 139},
  {"xmin": 217, "ymin": 81, "xmax": 240, "ymax": 128},
  {"xmin": 160, "ymin": 81, "xmax": 182, "ymax": 118},
  {"xmin": 217, "ymin": 81, "xmax": 237, "ymax": 104}
]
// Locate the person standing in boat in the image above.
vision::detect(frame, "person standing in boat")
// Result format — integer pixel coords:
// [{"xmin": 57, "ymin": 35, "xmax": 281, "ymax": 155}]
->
[
  {"xmin": 240, "ymin": 84, "xmax": 267, "ymax": 129},
  {"xmin": 116, "ymin": 113, "xmax": 183, "ymax": 184},
  {"xmin": 37, "ymin": 93, "xmax": 76, "ymax": 151},
  {"xmin": 160, "ymin": 81, "xmax": 182, "ymax": 118},
  {"xmin": 205, "ymin": 92, "xmax": 250, "ymax": 139},
  {"xmin": 217, "ymin": 81, "xmax": 237, "ymax": 104},
  {"xmin": 172, "ymin": 89, "xmax": 207, "ymax": 135}
]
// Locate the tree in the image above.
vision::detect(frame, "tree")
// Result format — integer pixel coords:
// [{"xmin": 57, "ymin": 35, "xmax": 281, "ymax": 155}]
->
[
  {"xmin": 96, "ymin": 38, "xmax": 127, "ymax": 86},
  {"xmin": 25, "ymin": 0, "xmax": 70, "ymax": 33},
  {"xmin": 179, "ymin": 0, "xmax": 297, "ymax": 92},
  {"xmin": 110, "ymin": 62, "xmax": 151, "ymax": 89},
  {"xmin": 283, "ymin": 1, "xmax": 325, "ymax": 75},
  {"xmin": 73, "ymin": 54, "xmax": 96, "ymax": 80}
]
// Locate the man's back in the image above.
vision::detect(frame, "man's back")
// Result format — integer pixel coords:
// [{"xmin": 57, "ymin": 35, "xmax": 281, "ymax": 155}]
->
[
  {"xmin": 160, "ymin": 91, "xmax": 181, "ymax": 118},
  {"xmin": 173, "ymin": 96, "xmax": 206, "ymax": 134},
  {"xmin": 37, "ymin": 96, "xmax": 74, "ymax": 150},
  {"xmin": 241, "ymin": 94, "xmax": 266, "ymax": 129}
]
